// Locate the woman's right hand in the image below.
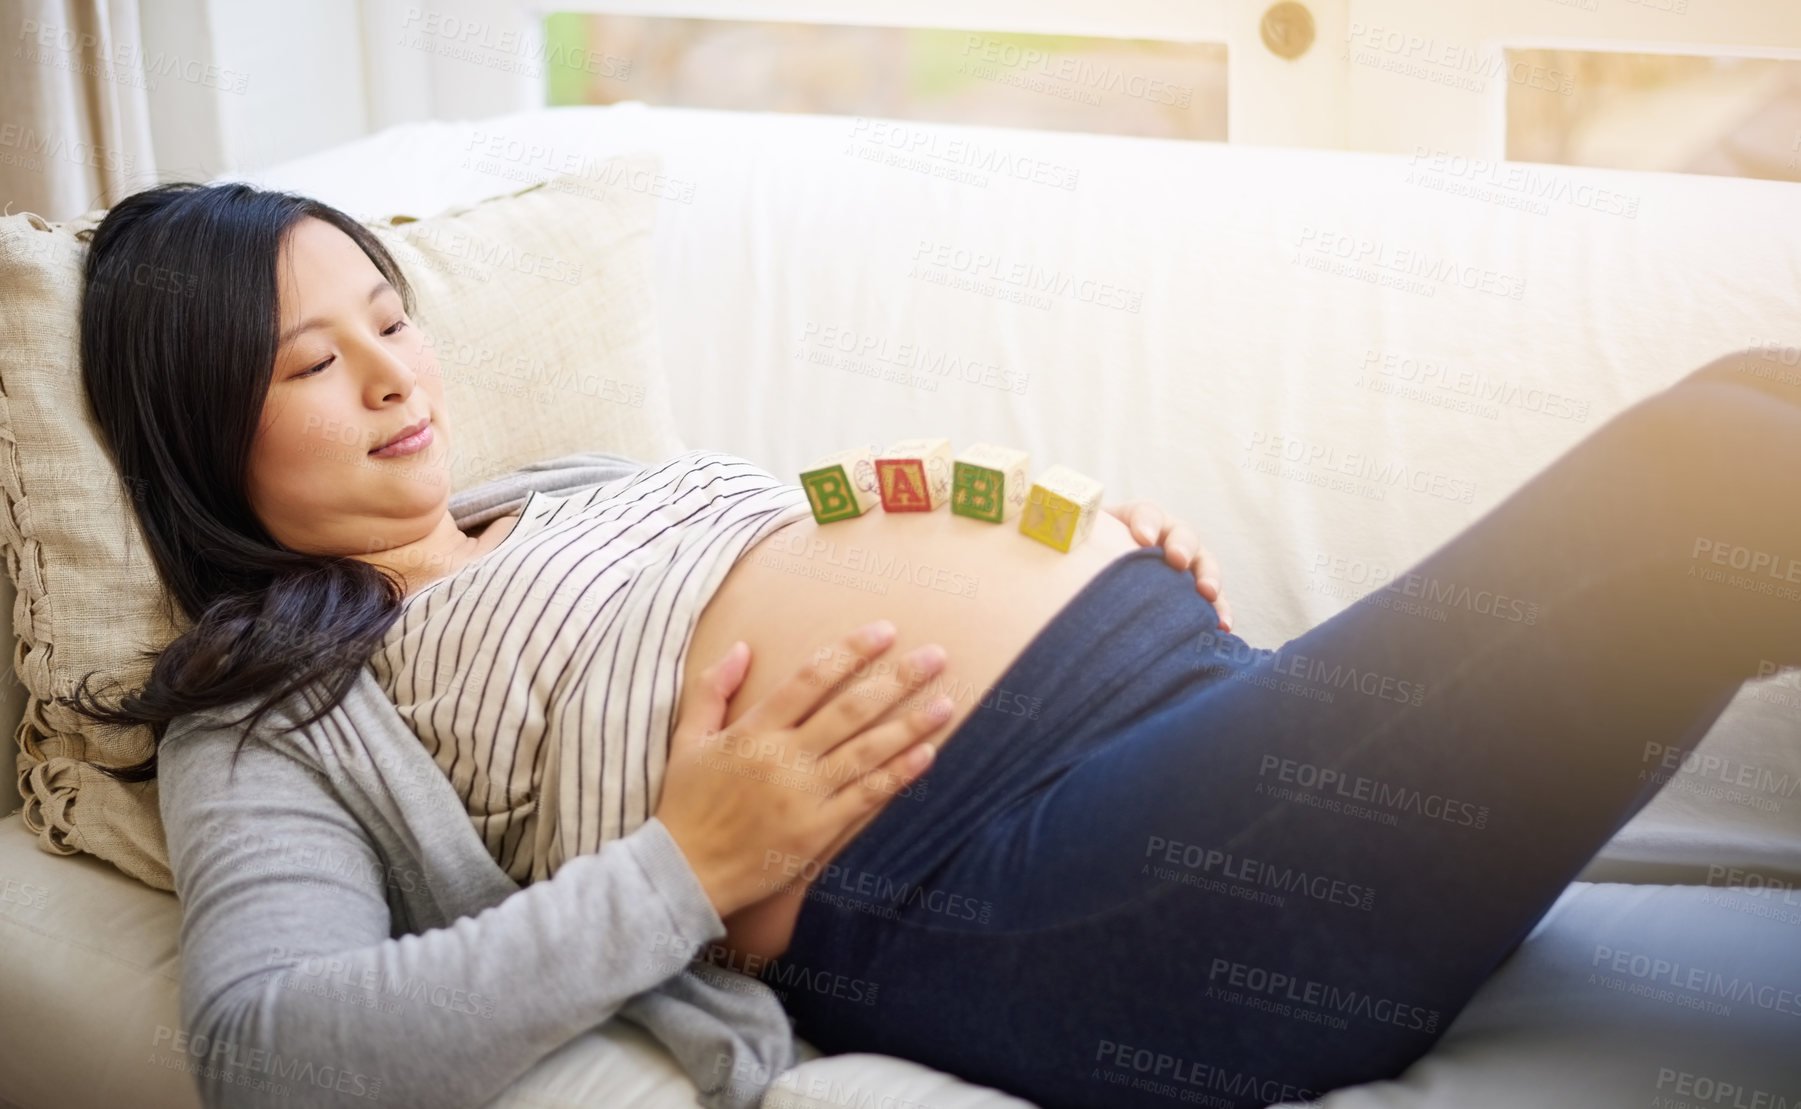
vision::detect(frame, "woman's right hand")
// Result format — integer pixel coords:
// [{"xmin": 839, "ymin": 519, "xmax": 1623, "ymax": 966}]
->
[{"xmin": 656, "ymin": 619, "xmax": 953, "ymax": 920}]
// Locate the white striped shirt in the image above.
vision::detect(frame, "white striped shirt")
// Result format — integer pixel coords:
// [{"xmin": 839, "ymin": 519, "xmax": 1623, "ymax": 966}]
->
[{"xmin": 368, "ymin": 449, "xmax": 814, "ymax": 884}]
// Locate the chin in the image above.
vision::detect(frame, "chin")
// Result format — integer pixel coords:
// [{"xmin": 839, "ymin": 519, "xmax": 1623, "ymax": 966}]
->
[{"xmin": 377, "ymin": 459, "xmax": 451, "ymax": 494}]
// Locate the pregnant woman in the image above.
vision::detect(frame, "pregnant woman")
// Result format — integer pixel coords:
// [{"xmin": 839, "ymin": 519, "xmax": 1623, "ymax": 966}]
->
[{"xmin": 68, "ymin": 182, "xmax": 1798, "ymax": 1109}]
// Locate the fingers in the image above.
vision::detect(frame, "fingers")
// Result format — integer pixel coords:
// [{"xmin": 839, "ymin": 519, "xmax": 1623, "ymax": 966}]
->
[
  {"xmin": 1124, "ymin": 501, "xmax": 1163, "ymax": 546},
  {"xmin": 1183, "ymin": 539, "xmax": 1230, "ymax": 630},
  {"xmin": 1191, "ymin": 539, "xmax": 1224, "ymax": 602},
  {"xmin": 1158, "ymin": 523, "xmax": 1225, "ymax": 606},
  {"xmin": 822, "ymin": 709, "xmax": 943, "ymax": 823},
  {"xmin": 811, "ymin": 673, "xmax": 952, "ymax": 787},
  {"xmin": 1157, "ymin": 520, "xmax": 1229, "ymax": 628},
  {"xmin": 711, "ymin": 640, "xmax": 750, "ymax": 697},
  {"xmin": 1162, "ymin": 521, "xmax": 1198, "ymax": 574},
  {"xmin": 669, "ymin": 641, "xmax": 748, "ymax": 757},
  {"xmin": 1117, "ymin": 500, "xmax": 1231, "ymax": 624},
  {"xmin": 797, "ymin": 641, "xmax": 947, "ymax": 758},
  {"xmin": 736, "ymin": 620, "xmax": 896, "ymax": 733}
]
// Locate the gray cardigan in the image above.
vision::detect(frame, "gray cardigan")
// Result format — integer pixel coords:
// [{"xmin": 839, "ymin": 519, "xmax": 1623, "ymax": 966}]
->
[{"xmin": 157, "ymin": 452, "xmax": 796, "ymax": 1109}]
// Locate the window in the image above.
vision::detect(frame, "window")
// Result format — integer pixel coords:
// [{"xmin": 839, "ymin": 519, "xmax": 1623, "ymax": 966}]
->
[
  {"xmin": 1506, "ymin": 49, "xmax": 1801, "ymax": 182},
  {"xmin": 541, "ymin": 14, "xmax": 1229, "ymax": 141}
]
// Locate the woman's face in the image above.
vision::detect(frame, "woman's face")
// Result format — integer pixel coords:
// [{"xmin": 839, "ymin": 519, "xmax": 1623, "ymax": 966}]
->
[{"xmin": 246, "ymin": 216, "xmax": 453, "ymax": 556}]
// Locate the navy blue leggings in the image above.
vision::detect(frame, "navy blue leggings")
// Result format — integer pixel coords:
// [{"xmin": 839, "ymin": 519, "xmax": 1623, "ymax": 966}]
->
[{"xmin": 766, "ymin": 351, "xmax": 1801, "ymax": 1109}]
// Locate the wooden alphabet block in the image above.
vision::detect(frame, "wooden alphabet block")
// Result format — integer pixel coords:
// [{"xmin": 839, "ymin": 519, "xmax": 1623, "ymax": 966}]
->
[
  {"xmin": 874, "ymin": 437, "xmax": 953, "ymax": 512},
  {"xmin": 800, "ymin": 445, "xmax": 881, "ymax": 523},
  {"xmin": 952, "ymin": 443, "xmax": 1030, "ymax": 523},
  {"xmin": 1018, "ymin": 464, "xmax": 1103, "ymax": 552}
]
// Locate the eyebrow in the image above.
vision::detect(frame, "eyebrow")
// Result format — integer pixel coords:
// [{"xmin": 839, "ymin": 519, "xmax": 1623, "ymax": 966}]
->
[{"xmin": 278, "ymin": 279, "xmax": 396, "ymax": 347}]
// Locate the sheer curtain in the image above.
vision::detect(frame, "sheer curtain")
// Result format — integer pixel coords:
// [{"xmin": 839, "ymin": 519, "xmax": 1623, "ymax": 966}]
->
[{"xmin": 1, "ymin": 0, "xmax": 158, "ymax": 220}]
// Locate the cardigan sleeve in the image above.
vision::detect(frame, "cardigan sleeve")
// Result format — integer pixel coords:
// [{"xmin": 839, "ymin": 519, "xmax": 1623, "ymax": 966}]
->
[{"xmin": 157, "ymin": 708, "xmax": 794, "ymax": 1109}]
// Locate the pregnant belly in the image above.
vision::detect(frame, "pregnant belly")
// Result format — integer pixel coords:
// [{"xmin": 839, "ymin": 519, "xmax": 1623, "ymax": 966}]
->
[
  {"xmin": 676, "ymin": 500, "xmax": 1140, "ymax": 961},
  {"xmin": 683, "ymin": 502, "xmax": 1139, "ymax": 755}
]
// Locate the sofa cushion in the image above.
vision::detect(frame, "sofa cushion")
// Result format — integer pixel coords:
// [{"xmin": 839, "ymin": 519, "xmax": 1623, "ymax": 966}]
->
[
  {"xmin": 0, "ymin": 158, "xmax": 686, "ymax": 891},
  {"xmin": 5, "ymin": 813, "xmax": 1793, "ymax": 1109},
  {"xmin": 1277, "ymin": 881, "xmax": 1801, "ymax": 1109}
]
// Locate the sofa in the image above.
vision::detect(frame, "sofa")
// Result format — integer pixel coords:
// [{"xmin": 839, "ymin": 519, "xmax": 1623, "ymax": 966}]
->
[{"xmin": 2, "ymin": 101, "xmax": 1798, "ymax": 1108}]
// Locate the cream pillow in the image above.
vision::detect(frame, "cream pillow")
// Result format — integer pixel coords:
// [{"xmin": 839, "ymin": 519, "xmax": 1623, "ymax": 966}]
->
[{"xmin": 0, "ymin": 157, "xmax": 685, "ymax": 890}]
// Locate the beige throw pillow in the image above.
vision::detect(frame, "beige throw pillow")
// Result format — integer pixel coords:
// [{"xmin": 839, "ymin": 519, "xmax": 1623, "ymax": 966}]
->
[{"xmin": 0, "ymin": 156, "xmax": 686, "ymax": 890}]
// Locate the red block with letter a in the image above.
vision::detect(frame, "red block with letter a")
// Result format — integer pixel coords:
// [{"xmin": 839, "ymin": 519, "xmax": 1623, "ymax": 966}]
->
[{"xmin": 875, "ymin": 437, "xmax": 952, "ymax": 512}]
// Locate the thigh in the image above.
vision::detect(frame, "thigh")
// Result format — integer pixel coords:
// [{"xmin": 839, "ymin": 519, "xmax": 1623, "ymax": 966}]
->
[{"xmin": 943, "ymin": 367, "xmax": 1783, "ymax": 944}]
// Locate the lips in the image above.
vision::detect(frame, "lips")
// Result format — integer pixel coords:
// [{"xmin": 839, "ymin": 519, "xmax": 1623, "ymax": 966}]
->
[{"xmin": 371, "ymin": 414, "xmax": 430, "ymax": 451}]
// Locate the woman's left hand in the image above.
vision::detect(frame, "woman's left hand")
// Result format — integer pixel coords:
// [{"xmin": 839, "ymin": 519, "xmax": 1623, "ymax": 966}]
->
[{"xmin": 1105, "ymin": 500, "xmax": 1234, "ymax": 632}]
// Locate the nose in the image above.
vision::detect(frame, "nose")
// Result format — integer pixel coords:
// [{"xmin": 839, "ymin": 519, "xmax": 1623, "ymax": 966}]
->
[{"xmin": 358, "ymin": 335, "xmax": 418, "ymax": 406}]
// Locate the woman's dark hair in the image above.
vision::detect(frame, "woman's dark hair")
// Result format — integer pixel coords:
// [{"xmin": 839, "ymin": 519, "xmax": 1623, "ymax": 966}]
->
[{"xmin": 61, "ymin": 182, "xmax": 417, "ymax": 780}]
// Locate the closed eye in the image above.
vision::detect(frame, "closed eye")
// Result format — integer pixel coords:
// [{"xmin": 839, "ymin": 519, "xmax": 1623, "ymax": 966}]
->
[{"xmin": 291, "ymin": 320, "xmax": 407, "ymax": 379}]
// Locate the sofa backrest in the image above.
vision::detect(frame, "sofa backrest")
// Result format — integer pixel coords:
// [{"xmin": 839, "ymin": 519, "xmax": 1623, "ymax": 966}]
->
[{"xmin": 240, "ymin": 102, "xmax": 1801, "ymax": 642}]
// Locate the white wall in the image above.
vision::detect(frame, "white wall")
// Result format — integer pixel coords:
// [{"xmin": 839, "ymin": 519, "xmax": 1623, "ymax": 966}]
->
[
  {"xmin": 139, "ymin": 0, "xmax": 369, "ymax": 179},
  {"xmin": 361, "ymin": 0, "xmax": 538, "ymax": 125},
  {"xmin": 207, "ymin": 0, "xmax": 368, "ymax": 172},
  {"xmin": 138, "ymin": 0, "xmax": 226, "ymax": 180}
]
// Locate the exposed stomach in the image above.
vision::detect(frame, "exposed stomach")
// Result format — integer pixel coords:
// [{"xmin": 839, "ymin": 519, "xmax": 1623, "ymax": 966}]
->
[{"xmin": 675, "ymin": 499, "xmax": 1140, "ymax": 960}]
